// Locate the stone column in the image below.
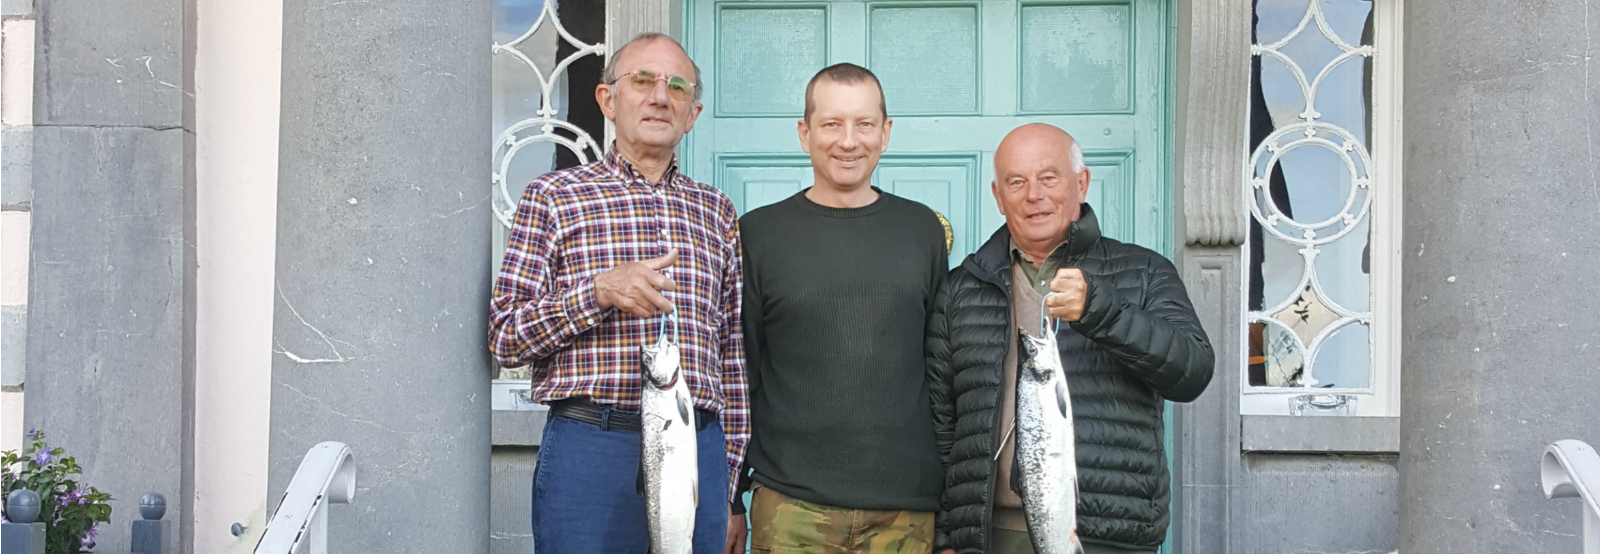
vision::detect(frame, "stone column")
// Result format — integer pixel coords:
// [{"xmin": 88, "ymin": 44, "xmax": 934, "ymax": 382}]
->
[
  {"xmin": 23, "ymin": 0, "xmax": 195, "ymax": 550},
  {"xmin": 1398, "ymin": 1, "xmax": 1600, "ymax": 551},
  {"xmin": 268, "ymin": 1, "xmax": 492, "ymax": 553}
]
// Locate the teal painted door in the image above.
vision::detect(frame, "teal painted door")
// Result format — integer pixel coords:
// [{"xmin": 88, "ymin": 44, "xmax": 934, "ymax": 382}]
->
[
  {"xmin": 684, "ymin": 1, "xmax": 1175, "ymax": 550},
  {"xmin": 683, "ymin": 0, "xmax": 1172, "ymax": 265}
]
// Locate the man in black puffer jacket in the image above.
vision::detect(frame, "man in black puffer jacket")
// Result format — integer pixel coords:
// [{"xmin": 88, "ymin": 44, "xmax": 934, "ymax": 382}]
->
[{"xmin": 927, "ymin": 124, "xmax": 1214, "ymax": 554}]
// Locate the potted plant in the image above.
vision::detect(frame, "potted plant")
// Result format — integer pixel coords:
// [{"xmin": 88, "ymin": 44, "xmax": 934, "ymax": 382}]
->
[{"xmin": 2, "ymin": 429, "xmax": 113, "ymax": 553}]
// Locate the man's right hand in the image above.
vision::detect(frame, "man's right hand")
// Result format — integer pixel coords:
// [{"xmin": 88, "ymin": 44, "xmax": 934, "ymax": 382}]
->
[{"xmin": 594, "ymin": 248, "xmax": 679, "ymax": 318}]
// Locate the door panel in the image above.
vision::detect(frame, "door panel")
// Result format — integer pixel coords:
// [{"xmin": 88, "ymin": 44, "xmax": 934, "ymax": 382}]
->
[
  {"xmin": 690, "ymin": 1, "xmax": 1175, "ymax": 551},
  {"xmin": 685, "ymin": 0, "xmax": 1171, "ymax": 264}
]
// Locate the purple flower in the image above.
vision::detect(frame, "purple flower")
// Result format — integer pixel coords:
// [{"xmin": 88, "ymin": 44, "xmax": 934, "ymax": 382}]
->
[
  {"xmin": 25, "ymin": 428, "xmax": 36, "ymax": 438},
  {"xmin": 80, "ymin": 527, "xmax": 97, "ymax": 549},
  {"xmin": 34, "ymin": 449, "xmax": 50, "ymax": 465},
  {"xmin": 64, "ymin": 488, "xmax": 83, "ymax": 505}
]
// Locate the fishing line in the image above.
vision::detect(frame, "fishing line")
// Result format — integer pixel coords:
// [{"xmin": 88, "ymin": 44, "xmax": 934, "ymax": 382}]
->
[{"xmin": 656, "ymin": 307, "xmax": 680, "ymax": 345}]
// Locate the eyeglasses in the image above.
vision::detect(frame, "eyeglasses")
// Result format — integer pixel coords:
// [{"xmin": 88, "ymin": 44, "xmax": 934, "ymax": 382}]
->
[{"xmin": 617, "ymin": 69, "xmax": 696, "ymax": 102}]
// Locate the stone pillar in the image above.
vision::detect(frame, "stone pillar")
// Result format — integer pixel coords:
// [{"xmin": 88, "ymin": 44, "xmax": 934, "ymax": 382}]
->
[
  {"xmin": 23, "ymin": 0, "xmax": 194, "ymax": 550},
  {"xmin": 268, "ymin": 1, "xmax": 492, "ymax": 552},
  {"xmin": 1398, "ymin": 1, "xmax": 1600, "ymax": 551}
]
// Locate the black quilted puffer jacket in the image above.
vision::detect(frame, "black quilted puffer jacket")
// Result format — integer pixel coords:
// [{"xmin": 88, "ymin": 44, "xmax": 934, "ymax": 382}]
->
[{"xmin": 925, "ymin": 205, "xmax": 1214, "ymax": 552}]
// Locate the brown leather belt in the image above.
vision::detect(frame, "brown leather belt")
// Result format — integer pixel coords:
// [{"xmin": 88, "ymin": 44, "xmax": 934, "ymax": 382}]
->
[{"xmin": 548, "ymin": 397, "xmax": 716, "ymax": 433}]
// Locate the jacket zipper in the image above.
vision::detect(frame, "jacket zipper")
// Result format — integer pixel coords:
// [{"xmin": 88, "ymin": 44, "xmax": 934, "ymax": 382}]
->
[{"xmin": 981, "ymin": 268, "xmax": 1015, "ymax": 554}]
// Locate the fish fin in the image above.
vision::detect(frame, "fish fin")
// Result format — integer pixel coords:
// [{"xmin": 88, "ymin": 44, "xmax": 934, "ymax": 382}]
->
[
  {"xmin": 691, "ymin": 472, "xmax": 700, "ymax": 508},
  {"xmin": 677, "ymin": 394, "xmax": 693, "ymax": 426},
  {"xmin": 1055, "ymin": 379, "xmax": 1070, "ymax": 419},
  {"xmin": 1068, "ymin": 532, "xmax": 1085, "ymax": 554},
  {"xmin": 636, "ymin": 460, "xmax": 647, "ymax": 498}
]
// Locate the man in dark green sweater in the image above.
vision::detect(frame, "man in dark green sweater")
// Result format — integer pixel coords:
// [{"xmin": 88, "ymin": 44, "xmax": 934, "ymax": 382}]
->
[{"xmin": 730, "ymin": 63, "xmax": 949, "ymax": 554}]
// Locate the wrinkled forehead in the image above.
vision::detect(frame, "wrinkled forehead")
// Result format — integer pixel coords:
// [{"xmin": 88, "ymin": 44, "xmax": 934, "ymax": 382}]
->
[
  {"xmin": 615, "ymin": 38, "xmax": 696, "ymax": 77},
  {"xmin": 995, "ymin": 145, "xmax": 1073, "ymax": 180}
]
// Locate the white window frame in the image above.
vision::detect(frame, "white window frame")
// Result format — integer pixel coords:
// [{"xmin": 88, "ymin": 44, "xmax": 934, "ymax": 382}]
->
[{"xmin": 1238, "ymin": 0, "xmax": 1403, "ymax": 421}]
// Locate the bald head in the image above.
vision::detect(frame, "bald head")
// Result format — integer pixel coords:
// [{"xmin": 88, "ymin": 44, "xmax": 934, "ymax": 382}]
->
[
  {"xmin": 995, "ymin": 123, "xmax": 1084, "ymax": 180},
  {"xmin": 991, "ymin": 123, "xmax": 1092, "ymax": 263}
]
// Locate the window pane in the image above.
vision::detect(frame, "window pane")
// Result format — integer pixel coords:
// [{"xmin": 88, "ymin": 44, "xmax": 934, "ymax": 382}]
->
[
  {"xmin": 1246, "ymin": 0, "xmax": 1375, "ymax": 394},
  {"xmin": 491, "ymin": 0, "xmax": 607, "ymax": 381}
]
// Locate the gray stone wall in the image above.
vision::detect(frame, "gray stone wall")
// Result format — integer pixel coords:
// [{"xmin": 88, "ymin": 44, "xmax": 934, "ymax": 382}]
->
[
  {"xmin": 268, "ymin": 1, "xmax": 493, "ymax": 552},
  {"xmin": 21, "ymin": 0, "xmax": 195, "ymax": 551},
  {"xmin": 1, "ymin": 6, "xmax": 31, "ymax": 393},
  {"xmin": 1398, "ymin": 0, "xmax": 1600, "ymax": 551}
]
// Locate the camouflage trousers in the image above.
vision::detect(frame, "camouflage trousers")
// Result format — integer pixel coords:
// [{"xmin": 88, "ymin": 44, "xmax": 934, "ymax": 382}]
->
[{"xmin": 749, "ymin": 483, "xmax": 935, "ymax": 554}]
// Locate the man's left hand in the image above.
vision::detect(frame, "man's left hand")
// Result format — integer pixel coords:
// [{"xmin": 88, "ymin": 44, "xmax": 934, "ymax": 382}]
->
[
  {"xmin": 725, "ymin": 508, "xmax": 748, "ymax": 554},
  {"xmin": 1046, "ymin": 268, "xmax": 1087, "ymax": 322}
]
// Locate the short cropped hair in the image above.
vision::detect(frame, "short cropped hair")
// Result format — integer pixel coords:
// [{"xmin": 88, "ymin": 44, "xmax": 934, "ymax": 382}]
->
[
  {"xmin": 602, "ymin": 32, "xmax": 704, "ymax": 102},
  {"xmin": 802, "ymin": 63, "xmax": 887, "ymax": 122}
]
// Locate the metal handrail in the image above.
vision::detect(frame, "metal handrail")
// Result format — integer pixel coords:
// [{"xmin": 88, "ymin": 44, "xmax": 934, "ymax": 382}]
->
[
  {"xmin": 254, "ymin": 442, "xmax": 357, "ymax": 554},
  {"xmin": 1542, "ymin": 439, "xmax": 1600, "ymax": 554}
]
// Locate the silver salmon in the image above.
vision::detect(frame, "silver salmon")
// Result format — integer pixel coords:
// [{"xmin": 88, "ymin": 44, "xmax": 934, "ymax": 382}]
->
[
  {"xmin": 641, "ymin": 316, "xmax": 699, "ymax": 554},
  {"xmin": 1016, "ymin": 324, "xmax": 1085, "ymax": 554}
]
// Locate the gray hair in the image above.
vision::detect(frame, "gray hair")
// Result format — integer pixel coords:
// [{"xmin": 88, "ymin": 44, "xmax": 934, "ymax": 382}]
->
[
  {"xmin": 1069, "ymin": 139, "xmax": 1084, "ymax": 173},
  {"xmin": 601, "ymin": 32, "xmax": 704, "ymax": 102}
]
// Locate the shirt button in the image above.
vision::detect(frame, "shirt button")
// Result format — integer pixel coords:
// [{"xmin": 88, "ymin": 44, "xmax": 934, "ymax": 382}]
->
[
  {"xmin": 585, "ymin": 317, "xmax": 595, "ymax": 326},
  {"xmin": 659, "ymin": 229, "xmax": 668, "ymax": 236}
]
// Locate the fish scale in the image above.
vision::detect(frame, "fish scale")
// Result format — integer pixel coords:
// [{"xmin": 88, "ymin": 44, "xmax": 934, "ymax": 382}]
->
[
  {"xmin": 641, "ymin": 313, "xmax": 699, "ymax": 554},
  {"xmin": 1016, "ymin": 303, "xmax": 1086, "ymax": 554}
]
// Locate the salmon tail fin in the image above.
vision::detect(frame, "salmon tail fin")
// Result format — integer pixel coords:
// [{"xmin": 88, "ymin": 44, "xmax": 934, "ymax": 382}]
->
[{"xmin": 1068, "ymin": 532, "xmax": 1085, "ymax": 554}]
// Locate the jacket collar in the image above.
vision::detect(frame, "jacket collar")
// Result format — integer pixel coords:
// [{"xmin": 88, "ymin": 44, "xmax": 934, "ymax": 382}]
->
[{"xmin": 964, "ymin": 203, "xmax": 1103, "ymax": 285}]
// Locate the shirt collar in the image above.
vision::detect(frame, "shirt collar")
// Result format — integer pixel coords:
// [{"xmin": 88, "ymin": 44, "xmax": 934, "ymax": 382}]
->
[
  {"xmin": 1006, "ymin": 203, "xmax": 1103, "ymax": 267},
  {"xmin": 603, "ymin": 144, "xmax": 683, "ymax": 189},
  {"xmin": 1010, "ymin": 238, "xmax": 1064, "ymax": 268}
]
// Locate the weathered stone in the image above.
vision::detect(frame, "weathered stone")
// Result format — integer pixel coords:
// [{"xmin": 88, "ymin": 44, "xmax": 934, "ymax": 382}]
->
[
  {"xmin": 268, "ymin": 0, "xmax": 492, "ymax": 552},
  {"xmin": 1398, "ymin": 0, "xmax": 1600, "ymax": 551},
  {"xmin": 1, "ymin": 305, "xmax": 24, "ymax": 389},
  {"xmin": 1241, "ymin": 454, "xmax": 1400, "ymax": 552},
  {"xmin": 2, "ymin": 127, "xmax": 32, "ymax": 209},
  {"xmin": 490, "ymin": 409, "xmax": 547, "ymax": 447},
  {"xmin": 1, "ymin": 0, "xmax": 32, "ymax": 18},
  {"xmin": 33, "ymin": 0, "xmax": 184, "ymax": 127},
  {"xmin": 490, "ymin": 448, "xmax": 536, "ymax": 554},
  {"xmin": 24, "ymin": 125, "xmax": 186, "ymax": 554}
]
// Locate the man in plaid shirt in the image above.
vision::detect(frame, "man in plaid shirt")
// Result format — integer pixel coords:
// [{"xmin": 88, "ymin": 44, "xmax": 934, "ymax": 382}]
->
[{"xmin": 489, "ymin": 32, "xmax": 748, "ymax": 554}]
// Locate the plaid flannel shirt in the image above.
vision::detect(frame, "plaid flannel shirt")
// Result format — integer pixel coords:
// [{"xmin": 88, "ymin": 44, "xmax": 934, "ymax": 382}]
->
[{"xmin": 489, "ymin": 148, "xmax": 749, "ymax": 503}]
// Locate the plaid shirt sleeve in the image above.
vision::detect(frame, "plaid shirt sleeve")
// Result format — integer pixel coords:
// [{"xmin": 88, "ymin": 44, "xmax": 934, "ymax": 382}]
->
[
  {"xmin": 488, "ymin": 180, "xmax": 610, "ymax": 368},
  {"xmin": 717, "ymin": 198, "xmax": 751, "ymax": 505}
]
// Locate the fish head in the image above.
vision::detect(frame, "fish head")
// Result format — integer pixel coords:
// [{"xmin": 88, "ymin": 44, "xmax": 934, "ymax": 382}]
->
[
  {"xmin": 640, "ymin": 337, "xmax": 683, "ymax": 389},
  {"xmin": 1017, "ymin": 330, "xmax": 1061, "ymax": 381}
]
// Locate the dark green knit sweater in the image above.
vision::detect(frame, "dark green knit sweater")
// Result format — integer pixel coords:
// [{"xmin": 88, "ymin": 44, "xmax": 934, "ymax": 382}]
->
[{"xmin": 738, "ymin": 188, "xmax": 948, "ymax": 512}]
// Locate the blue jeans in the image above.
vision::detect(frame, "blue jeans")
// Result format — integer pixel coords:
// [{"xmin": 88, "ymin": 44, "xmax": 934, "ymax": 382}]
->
[{"xmin": 532, "ymin": 412, "xmax": 731, "ymax": 553}]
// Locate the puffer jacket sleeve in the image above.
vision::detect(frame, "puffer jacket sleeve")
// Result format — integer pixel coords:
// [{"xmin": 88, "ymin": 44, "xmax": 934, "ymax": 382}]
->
[
  {"xmin": 925, "ymin": 269, "xmax": 960, "ymax": 550},
  {"xmin": 1068, "ymin": 251, "xmax": 1215, "ymax": 403}
]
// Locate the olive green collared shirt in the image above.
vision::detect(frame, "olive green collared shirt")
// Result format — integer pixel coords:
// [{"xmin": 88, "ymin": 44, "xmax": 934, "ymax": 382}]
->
[{"xmin": 1009, "ymin": 238, "xmax": 1070, "ymax": 297}]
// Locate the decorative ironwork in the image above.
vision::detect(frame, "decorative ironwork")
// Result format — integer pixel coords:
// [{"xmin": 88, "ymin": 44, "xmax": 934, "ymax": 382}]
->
[
  {"xmin": 491, "ymin": 0, "xmax": 607, "ymax": 228},
  {"xmin": 1246, "ymin": 0, "xmax": 1374, "ymax": 392}
]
